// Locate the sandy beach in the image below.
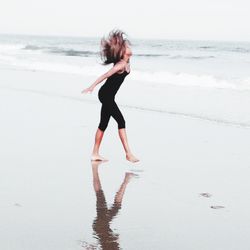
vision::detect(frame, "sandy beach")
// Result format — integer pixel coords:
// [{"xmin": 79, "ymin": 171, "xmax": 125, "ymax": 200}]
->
[{"xmin": 1, "ymin": 67, "xmax": 250, "ymax": 250}]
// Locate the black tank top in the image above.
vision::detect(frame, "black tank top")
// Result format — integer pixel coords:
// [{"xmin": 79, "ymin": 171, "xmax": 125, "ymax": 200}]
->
[{"xmin": 98, "ymin": 71, "xmax": 130, "ymax": 101}]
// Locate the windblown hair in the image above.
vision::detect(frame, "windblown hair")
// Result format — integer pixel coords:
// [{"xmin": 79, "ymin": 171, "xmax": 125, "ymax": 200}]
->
[{"xmin": 100, "ymin": 29, "xmax": 131, "ymax": 65}]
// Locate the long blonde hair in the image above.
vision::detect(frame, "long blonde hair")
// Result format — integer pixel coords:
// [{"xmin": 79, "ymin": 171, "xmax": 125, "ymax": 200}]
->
[{"xmin": 100, "ymin": 29, "xmax": 131, "ymax": 65}]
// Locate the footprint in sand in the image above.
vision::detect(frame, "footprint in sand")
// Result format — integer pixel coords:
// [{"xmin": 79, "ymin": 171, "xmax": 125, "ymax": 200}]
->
[
  {"xmin": 199, "ymin": 193, "xmax": 225, "ymax": 209},
  {"xmin": 14, "ymin": 203, "xmax": 22, "ymax": 207},
  {"xmin": 199, "ymin": 192, "xmax": 212, "ymax": 198},
  {"xmin": 210, "ymin": 205, "xmax": 225, "ymax": 209}
]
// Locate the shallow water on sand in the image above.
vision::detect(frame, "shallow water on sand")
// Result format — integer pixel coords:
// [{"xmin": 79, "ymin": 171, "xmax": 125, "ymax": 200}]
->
[{"xmin": 1, "ymin": 70, "xmax": 250, "ymax": 250}]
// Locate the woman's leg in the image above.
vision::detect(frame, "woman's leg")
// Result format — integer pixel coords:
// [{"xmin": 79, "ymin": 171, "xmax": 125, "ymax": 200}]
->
[
  {"xmin": 91, "ymin": 128, "xmax": 107, "ymax": 161},
  {"xmin": 110, "ymin": 102, "xmax": 139, "ymax": 163},
  {"xmin": 91, "ymin": 104, "xmax": 110, "ymax": 161},
  {"xmin": 118, "ymin": 128, "xmax": 139, "ymax": 162}
]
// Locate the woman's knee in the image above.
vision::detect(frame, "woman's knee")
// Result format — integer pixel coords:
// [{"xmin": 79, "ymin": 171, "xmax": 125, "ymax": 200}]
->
[
  {"xmin": 118, "ymin": 117, "xmax": 125, "ymax": 129},
  {"xmin": 98, "ymin": 123, "xmax": 108, "ymax": 132}
]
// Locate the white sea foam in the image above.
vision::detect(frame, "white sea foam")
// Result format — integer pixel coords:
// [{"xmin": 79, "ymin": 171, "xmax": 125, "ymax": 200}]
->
[
  {"xmin": 1, "ymin": 54, "xmax": 249, "ymax": 91},
  {"xmin": 130, "ymin": 70, "xmax": 244, "ymax": 90}
]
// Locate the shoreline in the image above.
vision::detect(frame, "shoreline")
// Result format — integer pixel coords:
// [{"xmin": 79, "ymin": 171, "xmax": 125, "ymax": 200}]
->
[{"xmin": 1, "ymin": 66, "xmax": 250, "ymax": 129}]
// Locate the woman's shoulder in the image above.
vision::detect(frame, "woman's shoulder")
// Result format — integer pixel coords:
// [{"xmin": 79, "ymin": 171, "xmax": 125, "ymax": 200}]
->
[
  {"xmin": 114, "ymin": 60, "xmax": 127, "ymax": 67},
  {"xmin": 113, "ymin": 60, "xmax": 128, "ymax": 74}
]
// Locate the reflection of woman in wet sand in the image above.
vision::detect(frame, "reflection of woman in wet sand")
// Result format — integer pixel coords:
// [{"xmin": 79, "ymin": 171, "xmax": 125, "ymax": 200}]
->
[{"xmin": 92, "ymin": 161, "xmax": 135, "ymax": 250}]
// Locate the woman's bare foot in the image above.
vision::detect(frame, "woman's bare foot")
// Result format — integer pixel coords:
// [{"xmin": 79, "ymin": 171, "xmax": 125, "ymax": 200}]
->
[
  {"xmin": 91, "ymin": 154, "xmax": 108, "ymax": 161},
  {"xmin": 126, "ymin": 153, "xmax": 139, "ymax": 163}
]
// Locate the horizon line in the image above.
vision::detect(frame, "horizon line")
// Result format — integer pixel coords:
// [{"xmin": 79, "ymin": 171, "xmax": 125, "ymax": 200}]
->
[{"xmin": 0, "ymin": 32, "xmax": 250, "ymax": 43}]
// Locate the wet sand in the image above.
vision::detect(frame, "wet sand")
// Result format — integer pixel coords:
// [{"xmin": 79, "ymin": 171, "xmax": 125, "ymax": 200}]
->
[{"xmin": 1, "ymin": 68, "xmax": 250, "ymax": 250}]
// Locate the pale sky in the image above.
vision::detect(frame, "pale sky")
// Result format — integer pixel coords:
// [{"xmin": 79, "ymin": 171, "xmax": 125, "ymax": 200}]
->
[{"xmin": 1, "ymin": 0, "xmax": 249, "ymax": 41}]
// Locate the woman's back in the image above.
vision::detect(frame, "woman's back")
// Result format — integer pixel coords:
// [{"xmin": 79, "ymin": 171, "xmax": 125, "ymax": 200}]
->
[{"xmin": 99, "ymin": 71, "xmax": 130, "ymax": 101}]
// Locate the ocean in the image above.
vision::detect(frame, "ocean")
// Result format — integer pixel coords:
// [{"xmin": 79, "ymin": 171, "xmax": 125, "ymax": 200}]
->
[
  {"xmin": 1, "ymin": 33, "xmax": 250, "ymax": 90},
  {"xmin": 1, "ymin": 33, "xmax": 250, "ymax": 128}
]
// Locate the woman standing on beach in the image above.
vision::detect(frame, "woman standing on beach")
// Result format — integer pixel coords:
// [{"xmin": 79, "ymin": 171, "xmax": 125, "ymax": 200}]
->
[{"xmin": 82, "ymin": 29, "xmax": 139, "ymax": 163}]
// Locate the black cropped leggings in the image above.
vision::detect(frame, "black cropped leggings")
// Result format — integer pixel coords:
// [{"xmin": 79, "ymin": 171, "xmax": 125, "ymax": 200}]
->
[{"xmin": 98, "ymin": 101, "xmax": 125, "ymax": 131}]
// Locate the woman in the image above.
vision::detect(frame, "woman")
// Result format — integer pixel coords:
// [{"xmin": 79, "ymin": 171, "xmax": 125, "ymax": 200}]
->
[{"xmin": 82, "ymin": 29, "xmax": 139, "ymax": 163}]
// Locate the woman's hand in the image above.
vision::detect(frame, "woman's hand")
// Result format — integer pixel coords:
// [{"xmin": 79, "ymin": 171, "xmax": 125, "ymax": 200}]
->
[{"xmin": 81, "ymin": 86, "xmax": 94, "ymax": 94}]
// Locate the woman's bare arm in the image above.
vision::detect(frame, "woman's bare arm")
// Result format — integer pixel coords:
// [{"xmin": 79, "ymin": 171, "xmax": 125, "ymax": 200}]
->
[{"xmin": 81, "ymin": 61, "xmax": 125, "ymax": 94}]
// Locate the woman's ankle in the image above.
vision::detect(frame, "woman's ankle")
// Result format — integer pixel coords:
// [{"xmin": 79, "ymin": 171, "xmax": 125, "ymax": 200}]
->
[{"xmin": 126, "ymin": 152, "xmax": 133, "ymax": 156}]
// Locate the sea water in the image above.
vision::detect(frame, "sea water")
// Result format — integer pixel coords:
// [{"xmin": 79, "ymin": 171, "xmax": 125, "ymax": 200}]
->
[
  {"xmin": 1, "ymin": 34, "xmax": 250, "ymax": 127},
  {"xmin": 1, "ymin": 34, "xmax": 250, "ymax": 89}
]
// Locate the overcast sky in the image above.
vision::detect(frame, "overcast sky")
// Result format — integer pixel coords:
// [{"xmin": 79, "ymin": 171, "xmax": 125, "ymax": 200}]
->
[{"xmin": 0, "ymin": 0, "xmax": 249, "ymax": 41}]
